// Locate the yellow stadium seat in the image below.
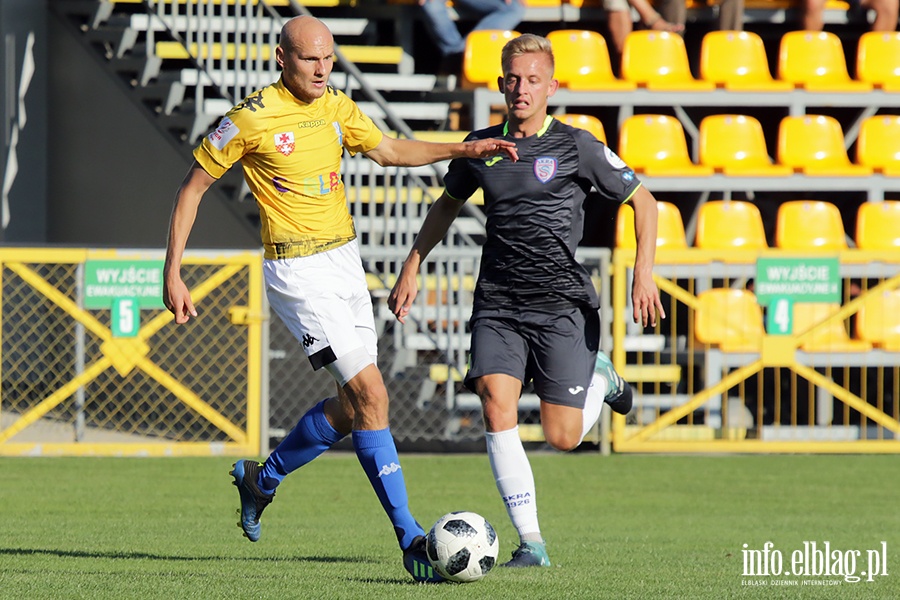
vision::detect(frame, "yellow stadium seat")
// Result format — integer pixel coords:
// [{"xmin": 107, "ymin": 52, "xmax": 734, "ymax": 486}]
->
[
  {"xmin": 777, "ymin": 31, "xmax": 872, "ymax": 92},
  {"xmin": 856, "ymin": 115, "xmax": 900, "ymax": 176},
  {"xmin": 695, "ymin": 288, "xmax": 765, "ymax": 352},
  {"xmin": 699, "ymin": 31, "xmax": 793, "ymax": 92},
  {"xmin": 546, "ymin": 30, "xmax": 636, "ymax": 91},
  {"xmin": 695, "ymin": 200, "xmax": 768, "ymax": 250},
  {"xmin": 856, "ymin": 290, "xmax": 900, "ymax": 351},
  {"xmin": 554, "ymin": 114, "xmax": 607, "ymax": 144},
  {"xmin": 621, "ymin": 31, "xmax": 715, "ymax": 91},
  {"xmin": 776, "ymin": 115, "xmax": 873, "ymax": 177},
  {"xmin": 775, "ymin": 200, "xmax": 848, "ymax": 251},
  {"xmin": 698, "ymin": 114, "xmax": 792, "ymax": 176},
  {"xmin": 463, "ymin": 30, "xmax": 520, "ymax": 90},
  {"xmin": 856, "ymin": 201, "xmax": 900, "ymax": 250},
  {"xmin": 856, "ymin": 31, "xmax": 900, "ymax": 91},
  {"xmin": 794, "ymin": 302, "xmax": 872, "ymax": 352},
  {"xmin": 616, "ymin": 201, "xmax": 688, "ymax": 249},
  {"xmin": 619, "ymin": 114, "xmax": 714, "ymax": 177}
]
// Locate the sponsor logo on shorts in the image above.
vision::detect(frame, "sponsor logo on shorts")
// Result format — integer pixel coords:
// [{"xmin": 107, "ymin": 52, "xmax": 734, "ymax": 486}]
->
[
  {"xmin": 533, "ymin": 156, "xmax": 557, "ymax": 183},
  {"xmin": 302, "ymin": 333, "xmax": 319, "ymax": 348},
  {"xmin": 568, "ymin": 385, "xmax": 584, "ymax": 395}
]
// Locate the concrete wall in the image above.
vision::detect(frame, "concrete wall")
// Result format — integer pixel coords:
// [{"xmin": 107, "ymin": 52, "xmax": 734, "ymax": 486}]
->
[{"xmin": 45, "ymin": 6, "xmax": 259, "ymax": 249}]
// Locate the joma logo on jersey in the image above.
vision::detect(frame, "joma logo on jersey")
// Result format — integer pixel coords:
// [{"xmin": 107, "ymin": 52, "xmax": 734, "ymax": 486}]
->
[
  {"xmin": 302, "ymin": 333, "xmax": 318, "ymax": 348},
  {"xmin": 298, "ymin": 119, "xmax": 326, "ymax": 128}
]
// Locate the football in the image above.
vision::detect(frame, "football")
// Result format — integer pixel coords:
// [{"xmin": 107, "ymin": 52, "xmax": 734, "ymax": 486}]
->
[{"xmin": 426, "ymin": 511, "xmax": 499, "ymax": 583}]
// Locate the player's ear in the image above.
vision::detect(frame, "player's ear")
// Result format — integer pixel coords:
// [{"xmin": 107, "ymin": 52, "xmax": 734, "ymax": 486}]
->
[
  {"xmin": 497, "ymin": 75, "xmax": 505, "ymax": 92},
  {"xmin": 548, "ymin": 77, "xmax": 559, "ymax": 97},
  {"xmin": 275, "ymin": 45, "xmax": 285, "ymax": 69}
]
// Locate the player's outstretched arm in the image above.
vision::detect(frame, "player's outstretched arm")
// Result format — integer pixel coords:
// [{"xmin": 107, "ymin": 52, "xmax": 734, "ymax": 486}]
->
[
  {"xmin": 365, "ymin": 136, "xmax": 518, "ymax": 168},
  {"xmin": 163, "ymin": 161, "xmax": 216, "ymax": 324},
  {"xmin": 388, "ymin": 192, "xmax": 467, "ymax": 324},
  {"xmin": 629, "ymin": 185, "xmax": 666, "ymax": 328}
]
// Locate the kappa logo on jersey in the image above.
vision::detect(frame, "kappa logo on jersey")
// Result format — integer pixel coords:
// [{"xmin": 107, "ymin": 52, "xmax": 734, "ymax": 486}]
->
[
  {"xmin": 604, "ymin": 145, "xmax": 628, "ymax": 169},
  {"xmin": 238, "ymin": 92, "xmax": 265, "ymax": 113},
  {"xmin": 377, "ymin": 462, "xmax": 402, "ymax": 477},
  {"xmin": 568, "ymin": 386, "xmax": 585, "ymax": 395},
  {"xmin": 274, "ymin": 131, "xmax": 295, "ymax": 156},
  {"xmin": 302, "ymin": 333, "xmax": 319, "ymax": 348},
  {"xmin": 298, "ymin": 119, "xmax": 325, "ymax": 129},
  {"xmin": 208, "ymin": 117, "xmax": 239, "ymax": 150},
  {"xmin": 533, "ymin": 156, "xmax": 558, "ymax": 183}
]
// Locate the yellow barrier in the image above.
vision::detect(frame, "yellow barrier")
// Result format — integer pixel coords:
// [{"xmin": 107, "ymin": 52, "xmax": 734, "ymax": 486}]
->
[{"xmin": 0, "ymin": 249, "xmax": 264, "ymax": 456}]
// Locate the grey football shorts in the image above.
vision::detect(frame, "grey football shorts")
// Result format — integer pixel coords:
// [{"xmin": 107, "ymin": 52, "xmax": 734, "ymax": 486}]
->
[{"xmin": 464, "ymin": 306, "xmax": 600, "ymax": 408}]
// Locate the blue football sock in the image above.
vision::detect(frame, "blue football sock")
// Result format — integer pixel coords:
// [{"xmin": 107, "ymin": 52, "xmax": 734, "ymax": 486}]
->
[
  {"xmin": 258, "ymin": 399, "xmax": 346, "ymax": 495},
  {"xmin": 352, "ymin": 428, "xmax": 425, "ymax": 551}
]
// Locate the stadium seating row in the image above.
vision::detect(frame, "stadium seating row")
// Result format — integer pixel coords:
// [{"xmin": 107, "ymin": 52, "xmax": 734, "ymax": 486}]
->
[
  {"xmin": 463, "ymin": 29, "xmax": 900, "ymax": 91},
  {"xmin": 616, "ymin": 199, "xmax": 900, "ymax": 250},
  {"xmin": 558, "ymin": 112, "xmax": 900, "ymax": 178},
  {"xmin": 694, "ymin": 287, "xmax": 900, "ymax": 352}
]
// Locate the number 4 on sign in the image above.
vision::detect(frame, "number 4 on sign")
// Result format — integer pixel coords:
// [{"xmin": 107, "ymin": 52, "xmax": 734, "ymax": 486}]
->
[
  {"xmin": 112, "ymin": 297, "xmax": 140, "ymax": 338},
  {"xmin": 766, "ymin": 297, "xmax": 793, "ymax": 335}
]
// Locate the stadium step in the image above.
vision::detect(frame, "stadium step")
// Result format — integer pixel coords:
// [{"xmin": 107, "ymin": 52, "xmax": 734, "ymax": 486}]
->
[{"xmin": 154, "ymin": 41, "xmax": 405, "ymax": 66}]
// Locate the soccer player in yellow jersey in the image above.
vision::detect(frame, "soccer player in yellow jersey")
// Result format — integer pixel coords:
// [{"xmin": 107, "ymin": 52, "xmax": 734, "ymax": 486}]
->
[{"xmin": 162, "ymin": 15, "xmax": 516, "ymax": 583}]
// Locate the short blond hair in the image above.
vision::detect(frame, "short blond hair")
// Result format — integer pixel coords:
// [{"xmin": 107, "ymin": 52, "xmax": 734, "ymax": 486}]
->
[{"xmin": 500, "ymin": 34, "xmax": 555, "ymax": 76}]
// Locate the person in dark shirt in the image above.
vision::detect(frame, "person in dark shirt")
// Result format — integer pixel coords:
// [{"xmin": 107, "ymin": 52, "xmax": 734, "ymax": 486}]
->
[{"xmin": 389, "ymin": 33, "xmax": 664, "ymax": 568}]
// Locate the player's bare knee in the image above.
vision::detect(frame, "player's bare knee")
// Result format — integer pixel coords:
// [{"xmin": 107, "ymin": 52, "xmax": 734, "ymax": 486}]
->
[{"xmin": 544, "ymin": 429, "xmax": 581, "ymax": 452}]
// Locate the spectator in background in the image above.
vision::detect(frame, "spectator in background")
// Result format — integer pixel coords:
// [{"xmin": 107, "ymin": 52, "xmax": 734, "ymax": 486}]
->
[
  {"xmin": 419, "ymin": 0, "xmax": 525, "ymax": 75},
  {"xmin": 801, "ymin": 0, "xmax": 897, "ymax": 31},
  {"xmin": 654, "ymin": 0, "xmax": 744, "ymax": 33},
  {"xmin": 606, "ymin": 0, "xmax": 684, "ymax": 57}
]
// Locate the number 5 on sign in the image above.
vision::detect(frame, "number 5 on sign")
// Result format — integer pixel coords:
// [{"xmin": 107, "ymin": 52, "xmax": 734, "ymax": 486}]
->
[
  {"xmin": 112, "ymin": 297, "xmax": 140, "ymax": 338},
  {"xmin": 766, "ymin": 297, "xmax": 793, "ymax": 335}
]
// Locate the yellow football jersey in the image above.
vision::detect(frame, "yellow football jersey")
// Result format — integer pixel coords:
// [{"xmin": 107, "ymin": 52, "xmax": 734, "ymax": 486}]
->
[{"xmin": 194, "ymin": 78, "xmax": 384, "ymax": 259}]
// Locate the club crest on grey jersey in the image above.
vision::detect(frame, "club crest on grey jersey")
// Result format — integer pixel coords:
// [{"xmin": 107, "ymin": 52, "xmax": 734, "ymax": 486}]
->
[{"xmin": 533, "ymin": 156, "xmax": 558, "ymax": 183}]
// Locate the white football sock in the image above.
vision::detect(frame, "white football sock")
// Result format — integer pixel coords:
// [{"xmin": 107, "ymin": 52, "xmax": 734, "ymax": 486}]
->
[
  {"xmin": 581, "ymin": 372, "xmax": 609, "ymax": 442},
  {"xmin": 486, "ymin": 427, "xmax": 542, "ymax": 544}
]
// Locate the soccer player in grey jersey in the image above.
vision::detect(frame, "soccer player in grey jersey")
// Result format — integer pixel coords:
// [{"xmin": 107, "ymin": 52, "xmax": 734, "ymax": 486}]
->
[{"xmin": 389, "ymin": 34, "xmax": 664, "ymax": 568}]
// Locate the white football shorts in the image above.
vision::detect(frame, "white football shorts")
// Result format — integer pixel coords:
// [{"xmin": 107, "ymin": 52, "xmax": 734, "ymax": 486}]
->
[{"xmin": 264, "ymin": 239, "xmax": 377, "ymax": 386}]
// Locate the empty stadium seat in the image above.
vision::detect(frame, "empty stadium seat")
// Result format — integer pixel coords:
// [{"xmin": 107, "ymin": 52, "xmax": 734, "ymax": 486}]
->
[
  {"xmin": 777, "ymin": 31, "xmax": 873, "ymax": 92},
  {"xmin": 616, "ymin": 201, "xmax": 688, "ymax": 249},
  {"xmin": 546, "ymin": 30, "xmax": 635, "ymax": 91},
  {"xmin": 695, "ymin": 288, "xmax": 765, "ymax": 352},
  {"xmin": 856, "ymin": 115, "xmax": 900, "ymax": 176},
  {"xmin": 856, "ymin": 201, "xmax": 900, "ymax": 250},
  {"xmin": 855, "ymin": 290, "xmax": 900, "ymax": 351},
  {"xmin": 619, "ymin": 114, "xmax": 714, "ymax": 176},
  {"xmin": 555, "ymin": 114, "xmax": 607, "ymax": 143},
  {"xmin": 698, "ymin": 114, "xmax": 792, "ymax": 176},
  {"xmin": 793, "ymin": 302, "xmax": 872, "ymax": 352},
  {"xmin": 775, "ymin": 200, "xmax": 848, "ymax": 251},
  {"xmin": 695, "ymin": 200, "xmax": 768, "ymax": 250},
  {"xmin": 776, "ymin": 115, "xmax": 873, "ymax": 177},
  {"xmin": 699, "ymin": 31, "xmax": 793, "ymax": 91},
  {"xmin": 856, "ymin": 31, "xmax": 900, "ymax": 91},
  {"xmin": 621, "ymin": 31, "xmax": 715, "ymax": 91},
  {"xmin": 463, "ymin": 30, "xmax": 520, "ymax": 90}
]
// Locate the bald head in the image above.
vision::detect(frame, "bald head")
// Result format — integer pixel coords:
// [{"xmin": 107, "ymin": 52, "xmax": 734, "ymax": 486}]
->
[
  {"xmin": 276, "ymin": 16, "xmax": 335, "ymax": 104},
  {"xmin": 280, "ymin": 16, "xmax": 333, "ymax": 53}
]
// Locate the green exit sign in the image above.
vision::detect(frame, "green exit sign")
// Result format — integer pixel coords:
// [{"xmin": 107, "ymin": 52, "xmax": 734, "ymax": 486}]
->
[
  {"xmin": 755, "ymin": 257, "xmax": 841, "ymax": 306},
  {"xmin": 83, "ymin": 260, "xmax": 165, "ymax": 309}
]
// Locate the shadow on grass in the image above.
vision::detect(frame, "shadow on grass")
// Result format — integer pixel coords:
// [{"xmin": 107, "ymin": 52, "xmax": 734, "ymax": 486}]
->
[{"xmin": 0, "ymin": 547, "xmax": 369, "ymax": 564}]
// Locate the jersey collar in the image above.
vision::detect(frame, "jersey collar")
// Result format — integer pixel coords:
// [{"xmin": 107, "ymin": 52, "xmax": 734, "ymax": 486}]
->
[{"xmin": 503, "ymin": 115, "xmax": 554, "ymax": 138}]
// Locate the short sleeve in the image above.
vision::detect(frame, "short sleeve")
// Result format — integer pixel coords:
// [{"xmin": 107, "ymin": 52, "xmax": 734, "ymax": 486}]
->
[
  {"xmin": 574, "ymin": 130, "xmax": 641, "ymax": 203},
  {"xmin": 193, "ymin": 107, "xmax": 262, "ymax": 179},
  {"xmin": 336, "ymin": 92, "xmax": 384, "ymax": 155},
  {"xmin": 442, "ymin": 132, "xmax": 481, "ymax": 201}
]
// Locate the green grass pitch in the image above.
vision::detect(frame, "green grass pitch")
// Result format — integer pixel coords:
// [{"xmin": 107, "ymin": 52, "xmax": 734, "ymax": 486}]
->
[{"xmin": 0, "ymin": 454, "xmax": 897, "ymax": 599}]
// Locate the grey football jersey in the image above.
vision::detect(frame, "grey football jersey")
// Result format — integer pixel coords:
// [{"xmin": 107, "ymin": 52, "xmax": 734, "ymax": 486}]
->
[{"xmin": 444, "ymin": 116, "xmax": 641, "ymax": 315}]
